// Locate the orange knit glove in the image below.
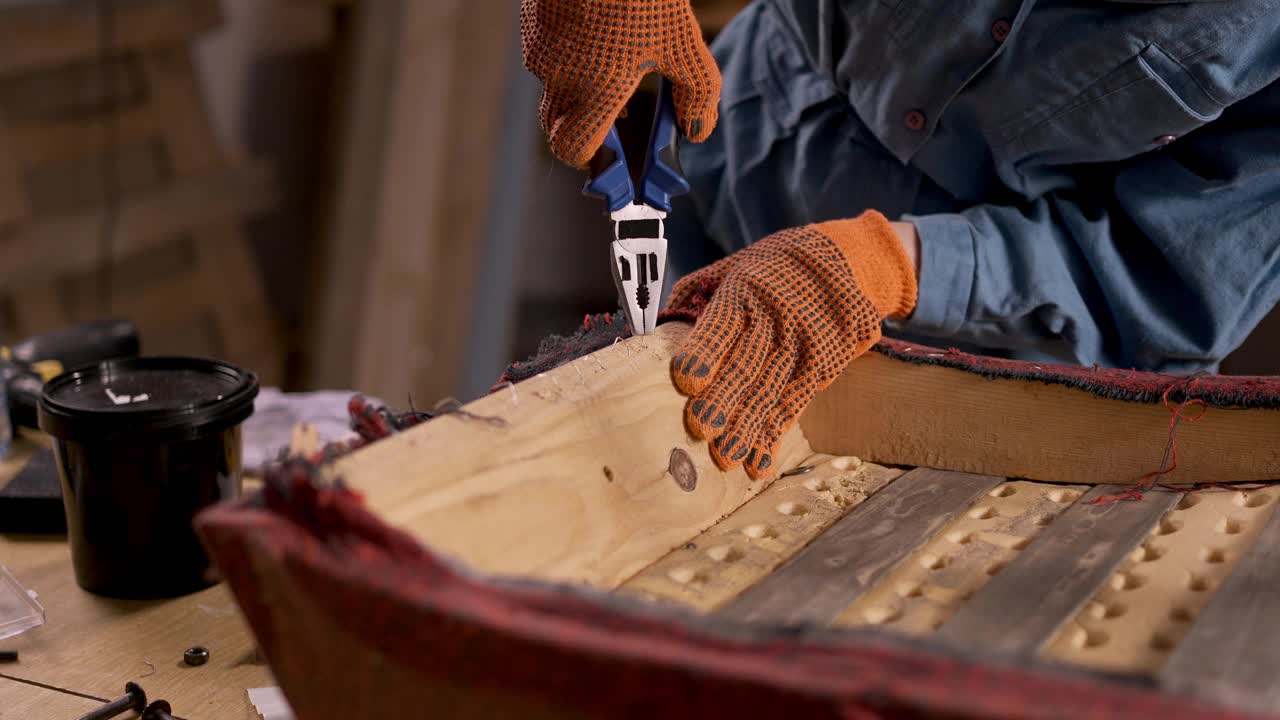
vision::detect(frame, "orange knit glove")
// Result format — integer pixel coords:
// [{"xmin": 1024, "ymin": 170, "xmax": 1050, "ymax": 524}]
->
[
  {"xmin": 665, "ymin": 212, "xmax": 918, "ymax": 479},
  {"xmin": 520, "ymin": 0, "xmax": 722, "ymax": 168}
]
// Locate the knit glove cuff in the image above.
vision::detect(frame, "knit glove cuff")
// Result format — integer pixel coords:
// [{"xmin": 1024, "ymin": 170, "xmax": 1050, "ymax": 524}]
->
[{"xmin": 814, "ymin": 211, "xmax": 919, "ymax": 321}]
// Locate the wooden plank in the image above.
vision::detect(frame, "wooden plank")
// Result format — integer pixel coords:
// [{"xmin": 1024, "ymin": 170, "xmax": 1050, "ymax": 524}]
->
[
  {"xmin": 802, "ymin": 350, "xmax": 1280, "ymax": 484},
  {"xmin": 136, "ymin": 312, "xmax": 223, "ymax": 361},
  {"xmin": 1041, "ymin": 489, "xmax": 1280, "ymax": 674},
  {"xmin": 401, "ymin": 0, "xmax": 519, "ymax": 404},
  {"xmin": 935, "ymin": 485, "xmax": 1179, "ymax": 656},
  {"xmin": 2, "ymin": 46, "xmax": 213, "ymax": 174},
  {"xmin": 6, "ymin": 98, "xmax": 165, "ymax": 170},
  {"xmin": 138, "ymin": 47, "xmax": 284, "ymax": 381},
  {"xmin": 0, "ymin": 537, "xmax": 271, "ymax": 720},
  {"xmin": 833, "ymin": 480, "xmax": 1089, "ymax": 634},
  {"xmin": 0, "ymin": 0, "xmax": 221, "ymax": 78},
  {"xmin": 619, "ymin": 455, "xmax": 903, "ymax": 611},
  {"xmin": 139, "ymin": 47, "xmax": 230, "ymax": 175},
  {"xmin": 57, "ymin": 233, "xmax": 196, "ymax": 310},
  {"xmin": 345, "ymin": 0, "xmax": 465, "ymax": 403},
  {"xmin": 0, "ymin": 162, "xmax": 276, "ymax": 288},
  {"xmin": 46, "ymin": 234, "xmax": 271, "ymax": 372},
  {"xmin": 22, "ymin": 137, "xmax": 169, "ymax": 216},
  {"xmin": 301, "ymin": 0, "xmax": 398, "ymax": 391},
  {"xmin": 0, "ymin": 54, "xmax": 144, "ymax": 125},
  {"xmin": 717, "ymin": 469, "xmax": 1004, "ymax": 624},
  {"xmin": 75, "ymin": 272, "xmax": 210, "ymax": 339},
  {"xmin": 191, "ymin": 222, "xmax": 285, "ymax": 384},
  {"xmin": 334, "ymin": 322, "xmax": 815, "ymax": 589},
  {"xmin": 305, "ymin": 0, "xmax": 518, "ymax": 402},
  {"xmin": 1161, "ymin": 504, "xmax": 1280, "ymax": 714},
  {"xmin": 0, "ymin": 126, "xmax": 29, "ymax": 226}
]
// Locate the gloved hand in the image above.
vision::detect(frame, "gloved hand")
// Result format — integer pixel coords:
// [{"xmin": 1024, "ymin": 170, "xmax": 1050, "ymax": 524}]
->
[
  {"xmin": 520, "ymin": 0, "xmax": 722, "ymax": 168},
  {"xmin": 663, "ymin": 211, "xmax": 918, "ymax": 478}
]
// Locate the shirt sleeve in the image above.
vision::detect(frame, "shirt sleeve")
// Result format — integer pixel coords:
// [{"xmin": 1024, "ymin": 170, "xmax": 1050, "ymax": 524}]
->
[{"xmin": 894, "ymin": 80, "xmax": 1280, "ymax": 373}]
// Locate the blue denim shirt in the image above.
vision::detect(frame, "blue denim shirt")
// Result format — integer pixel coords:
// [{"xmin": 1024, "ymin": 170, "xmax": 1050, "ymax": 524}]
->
[{"xmin": 671, "ymin": 0, "xmax": 1280, "ymax": 372}]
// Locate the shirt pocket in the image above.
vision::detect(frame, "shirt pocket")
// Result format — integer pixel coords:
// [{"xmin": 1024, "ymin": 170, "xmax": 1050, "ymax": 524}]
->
[
  {"xmin": 750, "ymin": 16, "xmax": 840, "ymax": 132},
  {"xmin": 997, "ymin": 43, "xmax": 1225, "ymax": 178}
]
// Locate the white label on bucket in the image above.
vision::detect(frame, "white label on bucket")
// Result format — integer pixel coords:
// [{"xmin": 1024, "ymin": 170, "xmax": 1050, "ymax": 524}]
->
[{"xmin": 104, "ymin": 388, "xmax": 150, "ymax": 406}]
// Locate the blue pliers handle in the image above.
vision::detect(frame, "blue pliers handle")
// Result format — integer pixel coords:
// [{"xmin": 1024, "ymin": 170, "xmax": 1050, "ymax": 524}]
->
[
  {"xmin": 582, "ymin": 77, "xmax": 692, "ymax": 336},
  {"xmin": 583, "ymin": 77, "xmax": 691, "ymax": 213}
]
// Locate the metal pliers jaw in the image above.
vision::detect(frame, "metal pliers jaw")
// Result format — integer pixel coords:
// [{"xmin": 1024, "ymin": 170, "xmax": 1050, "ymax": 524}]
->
[
  {"xmin": 608, "ymin": 203, "xmax": 667, "ymax": 338},
  {"xmin": 583, "ymin": 78, "xmax": 691, "ymax": 336}
]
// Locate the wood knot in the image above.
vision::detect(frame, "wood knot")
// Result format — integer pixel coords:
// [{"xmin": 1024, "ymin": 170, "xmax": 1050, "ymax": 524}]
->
[{"xmin": 668, "ymin": 448, "xmax": 698, "ymax": 492}]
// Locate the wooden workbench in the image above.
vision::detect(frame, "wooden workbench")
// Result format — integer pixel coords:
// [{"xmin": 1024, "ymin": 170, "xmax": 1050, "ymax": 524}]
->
[{"xmin": 0, "ymin": 434, "xmax": 275, "ymax": 719}]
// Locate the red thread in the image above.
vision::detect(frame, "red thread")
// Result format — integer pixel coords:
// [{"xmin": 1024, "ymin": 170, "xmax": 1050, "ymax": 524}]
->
[
  {"xmin": 1090, "ymin": 376, "xmax": 1280, "ymax": 503},
  {"xmin": 1089, "ymin": 383, "xmax": 1207, "ymax": 505}
]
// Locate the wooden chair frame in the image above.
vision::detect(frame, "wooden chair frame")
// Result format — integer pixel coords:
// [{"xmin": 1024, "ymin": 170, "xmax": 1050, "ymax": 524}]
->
[{"xmin": 208, "ymin": 321, "xmax": 1280, "ymax": 716}]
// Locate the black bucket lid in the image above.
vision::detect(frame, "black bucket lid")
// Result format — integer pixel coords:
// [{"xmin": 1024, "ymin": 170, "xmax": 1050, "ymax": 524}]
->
[{"xmin": 38, "ymin": 357, "xmax": 258, "ymax": 443}]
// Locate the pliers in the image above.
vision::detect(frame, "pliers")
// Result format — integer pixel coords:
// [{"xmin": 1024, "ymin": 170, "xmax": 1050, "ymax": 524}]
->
[{"xmin": 583, "ymin": 77, "xmax": 691, "ymax": 336}]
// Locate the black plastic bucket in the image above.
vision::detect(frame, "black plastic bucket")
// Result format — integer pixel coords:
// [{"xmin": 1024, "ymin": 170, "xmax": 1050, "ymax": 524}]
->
[{"xmin": 38, "ymin": 357, "xmax": 258, "ymax": 598}]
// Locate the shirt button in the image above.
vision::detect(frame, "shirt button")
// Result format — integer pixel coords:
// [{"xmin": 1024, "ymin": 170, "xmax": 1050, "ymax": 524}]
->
[
  {"xmin": 1154, "ymin": 134, "xmax": 1178, "ymax": 146},
  {"xmin": 991, "ymin": 19, "xmax": 1011, "ymax": 43},
  {"xmin": 904, "ymin": 109, "xmax": 927, "ymax": 131}
]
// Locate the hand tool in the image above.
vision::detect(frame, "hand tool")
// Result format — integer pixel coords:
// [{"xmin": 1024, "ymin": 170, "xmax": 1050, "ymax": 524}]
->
[
  {"xmin": 1, "ymin": 318, "xmax": 139, "ymax": 436},
  {"xmin": 582, "ymin": 77, "xmax": 691, "ymax": 336},
  {"xmin": 76, "ymin": 682, "xmax": 147, "ymax": 720},
  {"xmin": 140, "ymin": 700, "xmax": 175, "ymax": 720}
]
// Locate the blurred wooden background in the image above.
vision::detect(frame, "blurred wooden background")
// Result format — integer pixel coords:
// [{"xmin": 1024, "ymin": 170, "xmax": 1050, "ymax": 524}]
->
[{"xmin": 0, "ymin": 0, "xmax": 284, "ymax": 384}]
